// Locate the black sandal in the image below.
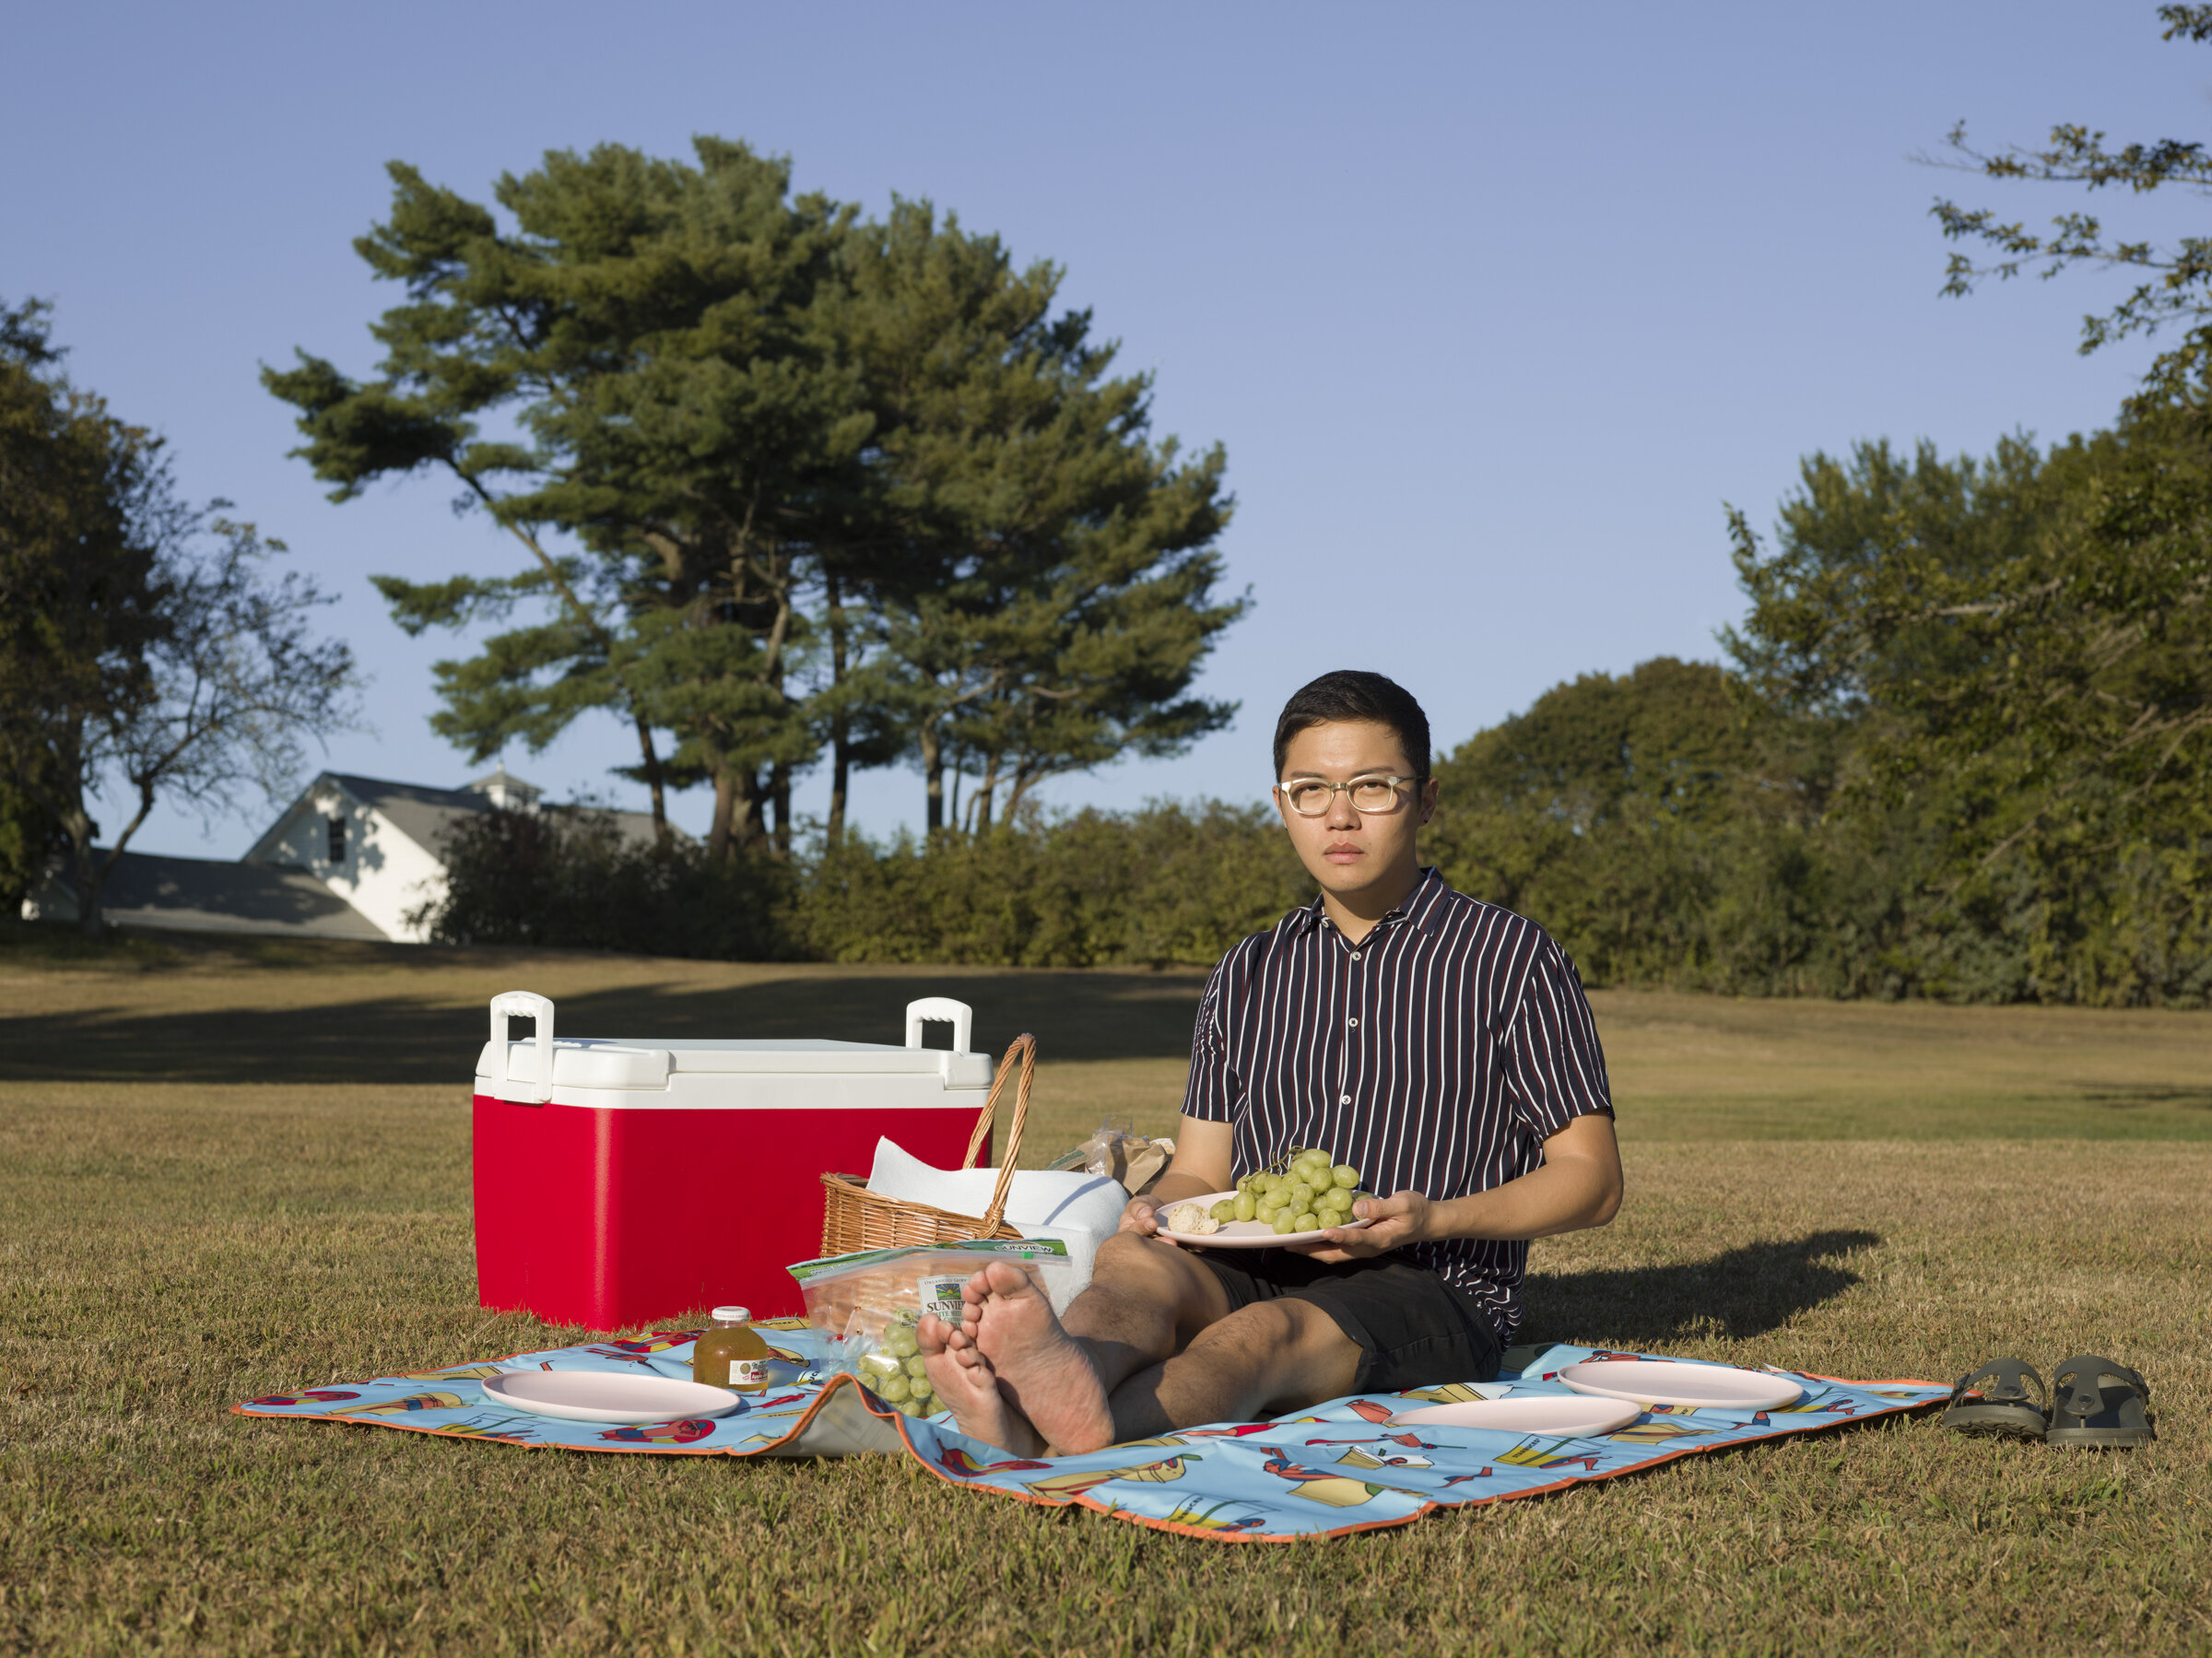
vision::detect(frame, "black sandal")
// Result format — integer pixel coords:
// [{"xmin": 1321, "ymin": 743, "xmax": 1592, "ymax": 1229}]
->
[
  {"xmin": 2046, "ymin": 1355, "xmax": 2155, "ymax": 1448},
  {"xmin": 1942, "ymin": 1357, "xmax": 2048, "ymax": 1440}
]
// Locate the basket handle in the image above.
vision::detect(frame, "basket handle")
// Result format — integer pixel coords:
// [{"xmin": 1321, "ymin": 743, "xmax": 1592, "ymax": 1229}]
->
[{"xmin": 959, "ymin": 1034, "xmax": 1036, "ymax": 1234}]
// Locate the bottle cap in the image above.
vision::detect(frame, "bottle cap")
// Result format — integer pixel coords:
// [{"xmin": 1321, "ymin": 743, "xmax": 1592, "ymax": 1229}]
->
[{"xmin": 711, "ymin": 1305, "xmax": 750, "ymax": 1323}]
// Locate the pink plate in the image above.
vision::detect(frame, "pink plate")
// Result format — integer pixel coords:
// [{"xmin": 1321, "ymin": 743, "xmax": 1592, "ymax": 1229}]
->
[
  {"xmin": 1153, "ymin": 1191, "xmax": 1374, "ymax": 1249},
  {"xmin": 1388, "ymin": 1395, "xmax": 1641, "ymax": 1436},
  {"xmin": 1557, "ymin": 1359, "xmax": 1804, "ymax": 1411},
  {"xmin": 482, "ymin": 1370, "xmax": 743, "ymax": 1424}
]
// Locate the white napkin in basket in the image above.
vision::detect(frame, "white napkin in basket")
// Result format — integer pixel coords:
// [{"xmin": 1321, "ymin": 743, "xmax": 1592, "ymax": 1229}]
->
[{"xmin": 864, "ymin": 1137, "xmax": 1128, "ymax": 1308}]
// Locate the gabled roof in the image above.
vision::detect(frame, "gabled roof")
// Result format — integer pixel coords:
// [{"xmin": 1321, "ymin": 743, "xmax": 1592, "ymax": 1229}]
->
[
  {"xmin": 325, "ymin": 773, "xmax": 491, "ymax": 857},
  {"xmin": 464, "ymin": 763, "xmax": 542, "ymax": 807},
  {"xmin": 31, "ymin": 851, "xmax": 387, "ymax": 939},
  {"xmin": 243, "ymin": 770, "xmax": 672, "ymax": 864}
]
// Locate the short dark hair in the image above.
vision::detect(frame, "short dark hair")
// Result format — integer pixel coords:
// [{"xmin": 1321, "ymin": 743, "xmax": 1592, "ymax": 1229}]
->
[{"xmin": 1272, "ymin": 671, "xmax": 1432, "ymax": 782}]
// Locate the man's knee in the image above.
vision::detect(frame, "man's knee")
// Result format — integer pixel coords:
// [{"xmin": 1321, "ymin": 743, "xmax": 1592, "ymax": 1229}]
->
[
  {"xmin": 1190, "ymin": 1299, "xmax": 1360, "ymax": 1409},
  {"xmin": 1195, "ymin": 1298, "xmax": 1341, "ymax": 1362},
  {"xmin": 1093, "ymin": 1228, "xmax": 1194, "ymax": 1288},
  {"xmin": 1085, "ymin": 1230, "xmax": 1231, "ymax": 1330}
]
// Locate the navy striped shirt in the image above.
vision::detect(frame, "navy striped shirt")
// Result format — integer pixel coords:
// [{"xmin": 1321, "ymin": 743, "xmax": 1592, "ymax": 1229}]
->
[{"xmin": 1182, "ymin": 866, "xmax": 1613, "ymax": 1341}]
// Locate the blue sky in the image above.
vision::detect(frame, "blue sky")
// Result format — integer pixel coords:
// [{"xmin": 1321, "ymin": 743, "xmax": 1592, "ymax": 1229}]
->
[{"xmin": 6, "ymin": 2, "xmax": 2204, "ymax": 855}]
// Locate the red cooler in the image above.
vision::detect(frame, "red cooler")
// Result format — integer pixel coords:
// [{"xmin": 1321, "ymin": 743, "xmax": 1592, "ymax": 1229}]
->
[{"xmin": 472, "ymin": 991, "xmax": 994, "ymax": 1330}]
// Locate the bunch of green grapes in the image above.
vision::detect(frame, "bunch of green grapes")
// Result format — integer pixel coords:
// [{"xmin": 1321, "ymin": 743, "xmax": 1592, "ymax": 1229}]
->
[
  {"xmin": 1206, "ymin": 1146, "xmax": 1371, "ymax": 1236},
  {"xmin": 850, "ymin": 1311, "xmax": 938, "ymax": 1417}
]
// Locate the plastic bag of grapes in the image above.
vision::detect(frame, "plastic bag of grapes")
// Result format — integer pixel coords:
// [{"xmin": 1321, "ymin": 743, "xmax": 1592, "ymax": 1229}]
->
[{"xmin": 843, "ymin": 1306, "xmax": 939, "ymax": 1417}]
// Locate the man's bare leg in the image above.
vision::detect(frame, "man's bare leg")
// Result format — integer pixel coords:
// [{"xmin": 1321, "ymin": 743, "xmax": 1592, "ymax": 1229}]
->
[
  {"xmin": 1100, "ymin": 1299, "xmax": 1362, "ymax": 1443},
  {"xmin": 1060, "ymin": 1231, "xmax": 1236, "ymax": 1382}
]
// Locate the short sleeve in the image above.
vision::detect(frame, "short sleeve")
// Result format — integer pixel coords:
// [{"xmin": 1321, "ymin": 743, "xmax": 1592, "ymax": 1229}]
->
[
  {"xmin": 1504, "ymin": 935, "xmax": 1614, "ymax": 1137},
  {"xmin": 1180, "ymin": 955, "xmax": 1242, "ymax": 1123}
]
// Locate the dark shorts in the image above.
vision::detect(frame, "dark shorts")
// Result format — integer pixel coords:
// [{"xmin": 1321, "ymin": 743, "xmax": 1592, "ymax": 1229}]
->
[{"xmin": 1194, "ymin": 1251, "xmax": 1502, "ymax": 1393}]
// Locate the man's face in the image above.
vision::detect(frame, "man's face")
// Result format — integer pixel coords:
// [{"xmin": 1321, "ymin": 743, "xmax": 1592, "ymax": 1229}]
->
[{"xmin": 1274, "ymin": 720, "xmax": 1440, "ymax": 903}]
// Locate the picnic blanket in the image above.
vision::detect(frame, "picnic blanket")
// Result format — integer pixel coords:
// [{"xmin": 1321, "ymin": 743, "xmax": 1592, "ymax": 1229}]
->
[{"xmin": 233, "ymin": 1325, "xmax": 1947, "ymax": 1542}]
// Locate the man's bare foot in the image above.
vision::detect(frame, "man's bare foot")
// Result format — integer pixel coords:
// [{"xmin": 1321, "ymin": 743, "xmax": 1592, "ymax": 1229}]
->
[
  {"xmin": 969, "ymin": 1261, "xmax": 1116, "ymax": 1454},
  {"xmin": 916, "ymin": 1312, "xmax": 1042, "ymax": 1456}
]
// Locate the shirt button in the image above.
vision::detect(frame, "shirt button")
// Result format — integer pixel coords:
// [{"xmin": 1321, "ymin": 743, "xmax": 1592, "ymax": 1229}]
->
[
  {"xmin": 1338, "ymin": 1094, "xmax": 1351, "ymax": 1105},
  {"xmin": 1350, "ymin": 951, "xmax": 1361, "ymax": 961},
  {"xmin": 1347, "ymin": 1017, "xmax": 1359, "ymax": 1028}
]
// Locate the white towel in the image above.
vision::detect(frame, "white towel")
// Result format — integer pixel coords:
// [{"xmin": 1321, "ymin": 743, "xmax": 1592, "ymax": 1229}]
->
[{"xmin": 1007, "ymin": 1223, "xmax": 1101, "ymax": 1313}]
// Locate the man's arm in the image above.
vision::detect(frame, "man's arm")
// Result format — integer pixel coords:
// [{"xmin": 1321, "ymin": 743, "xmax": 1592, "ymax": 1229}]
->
[
  {"xmin": 1292, "ymin": 1112, "xmax": 1622, "ymax": 1263},
  {"xmin": 1116, "ymin": 1115, "xmax": 1236, "ymax": 1246}
]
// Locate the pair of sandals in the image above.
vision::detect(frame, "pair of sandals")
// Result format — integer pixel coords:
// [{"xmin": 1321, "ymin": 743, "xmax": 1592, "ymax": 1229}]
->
[{"xmin": 1944, "ymin": 1355, "xmax": 2155, "ymax": 1446}]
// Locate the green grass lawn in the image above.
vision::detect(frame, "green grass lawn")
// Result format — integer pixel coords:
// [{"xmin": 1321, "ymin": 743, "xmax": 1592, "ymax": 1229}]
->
[{"xmin": 2, "ymin": 932, "xmax": 2206, "ymax": 1653}]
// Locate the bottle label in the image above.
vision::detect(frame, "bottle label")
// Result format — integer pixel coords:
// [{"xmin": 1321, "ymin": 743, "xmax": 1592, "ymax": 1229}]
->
[{"xmin": 733, "ymin": 1358, "xmax": 765, "ymax": 1388}]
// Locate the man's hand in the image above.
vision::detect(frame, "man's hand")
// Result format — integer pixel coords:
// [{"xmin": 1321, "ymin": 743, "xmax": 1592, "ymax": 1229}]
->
[
  {"xmin": 1288, "ymin": 1190, "xmax": 1431, "ymax": 1264},
  {"xmin": 1115, "ymin": 1116, "xmax": 1234, "ymax": 1252},
  {"xmin": 1293, "ymin": 1118, "xmax": 1624, "ymax": 1261},
  {"xmin": 1117, "ymin": 1194, "xmax": 1183, "ymax": 1248}
]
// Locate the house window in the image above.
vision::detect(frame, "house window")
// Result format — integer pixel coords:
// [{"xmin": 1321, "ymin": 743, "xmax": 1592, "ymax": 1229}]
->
[{"xmin": 327, "ymin": 816, "xmax": 347, "ymax": 864}]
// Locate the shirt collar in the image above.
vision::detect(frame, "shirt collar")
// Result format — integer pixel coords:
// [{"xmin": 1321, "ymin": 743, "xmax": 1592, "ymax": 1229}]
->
[
  {"xmin": 1285, "ymin": 866, "xmax": 1448, "ymax": 941},
  {"xmin": 1397, "ymin": 865, "xmax": 1450, "ymax": 932}
]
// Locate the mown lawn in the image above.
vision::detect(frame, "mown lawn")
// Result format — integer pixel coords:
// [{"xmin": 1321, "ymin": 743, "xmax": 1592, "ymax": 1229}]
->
[{"xmin": 2, "ymin": 930, "xmax": 2206, "ymax": 1654}]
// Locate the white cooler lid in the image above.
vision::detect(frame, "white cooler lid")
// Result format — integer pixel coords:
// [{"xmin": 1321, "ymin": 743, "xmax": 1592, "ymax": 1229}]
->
[
  {"xmin": 473, "ymin": 994, "xmax": 996, "ymax": 1095},
  {"xmin": 474, "ymin": 1037, "xmax": 995, "ymax": 1090}
]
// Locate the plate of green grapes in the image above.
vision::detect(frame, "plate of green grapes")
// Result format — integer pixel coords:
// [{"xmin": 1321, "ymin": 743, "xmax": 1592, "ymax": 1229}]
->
[{"xmin": 1155, "ymin": 1148, "xmax": 1376, "ymax": 1248}]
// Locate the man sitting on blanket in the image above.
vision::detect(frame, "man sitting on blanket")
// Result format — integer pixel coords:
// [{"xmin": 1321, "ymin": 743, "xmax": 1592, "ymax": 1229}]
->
[{"xmin": 919, "ymin": 670, "xmax": 1624, "ymax": 1456}]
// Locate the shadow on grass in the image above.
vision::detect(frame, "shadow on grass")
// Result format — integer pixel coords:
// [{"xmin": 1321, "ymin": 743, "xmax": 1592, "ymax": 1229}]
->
[
  {"xmin": 2072, "ymin": 1084, "xmax": 2212, "ymax": 1112},
  {"xmin": 1524, "ymin": 1229, "xmax": 1878, "ymax": 1346},
  {"xmin": 0, "ymin": 970, "xmax": 1208, "ymax": 1083}
]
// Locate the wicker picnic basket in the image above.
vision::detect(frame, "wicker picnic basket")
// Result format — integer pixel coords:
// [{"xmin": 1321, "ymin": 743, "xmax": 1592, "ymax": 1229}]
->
[{"xmin": 818, "ymin": 1032, "xmax": 1036, "ymax": 1254}]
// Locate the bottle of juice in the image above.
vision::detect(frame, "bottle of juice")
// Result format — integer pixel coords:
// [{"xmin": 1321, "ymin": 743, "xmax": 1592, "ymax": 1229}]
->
[{"xmin": 691, "ymin": 1306, "xmax": 770, "ymax": 1393}]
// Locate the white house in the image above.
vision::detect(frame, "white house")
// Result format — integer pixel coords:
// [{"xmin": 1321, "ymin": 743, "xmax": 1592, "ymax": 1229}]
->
[
  {"xmin": 242, "ymin": 766, "xmax": 538, "ymax": 942},
  {"xmin": 26, "ymin": 766, "xmax": 665, "ymax": 943}
]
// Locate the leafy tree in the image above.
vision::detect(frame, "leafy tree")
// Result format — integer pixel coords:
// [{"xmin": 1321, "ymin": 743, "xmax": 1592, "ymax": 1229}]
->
[
  {"xmin": 922, "ymin": 455, "xmax": 1244, "ymax": 834},
  {"xmin": 1929, "ymin": 4, "xmax": 2212, "ymax": 397},
  {"xmin": 275, "ymin": 154, "xmax": 1243, "ymax": 852},
  {"xmin": 1793, "ymin": 3, "xmax": 2212, "ymax": 875},
  {"xmin": 268, "ymin": 139, "xmax": 865, "ymax": 856},
  {"xmin": 0, "ymin": 304, "xmax": 80, "ymax": 913},
  {"xmin": 1424, "ymin": 660, "xmax": 1767, "ymax": 982},
  {"xmin": 805, "ymin": 196, "xmax": 1068, "ymax": 837},
  {"xmin": 0, "ymin": 769, "xmax": 63, "ymax": 915},
  {"xmin": 779, "ymin": 195, "xmax": 1241, "ymax": 833},
  {"xmin": 0, "ymin": 299, "xmax": 360, "ymax": 935},
  {"xmin": 1721, "ymin": 438, "xmax": 2064, "ymax": 720},
  {"xmin": 1436, "ymin": 655, "xmax": 1750, "ymax": 834},
  {"xmin": 1722, "ymin": 424, "xmax": 2212, "ymax": 1002}
]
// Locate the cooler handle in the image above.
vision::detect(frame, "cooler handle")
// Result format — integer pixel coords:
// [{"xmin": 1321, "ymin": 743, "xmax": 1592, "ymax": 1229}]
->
[
  {"xmin": 904, "ymin": 997, "xmax": 972, "ymax": 1054},
  {"xmin": 489, "ymin": 991, "xmax": 555, "ymax": 1103}
]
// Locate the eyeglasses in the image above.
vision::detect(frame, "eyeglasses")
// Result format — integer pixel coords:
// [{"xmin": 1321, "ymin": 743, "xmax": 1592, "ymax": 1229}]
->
[{"xmin": 1276, "ymin": 775, "xmax": 1419, "ymax": 817}]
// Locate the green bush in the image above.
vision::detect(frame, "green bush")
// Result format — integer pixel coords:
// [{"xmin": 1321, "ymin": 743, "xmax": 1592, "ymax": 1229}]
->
[
  {"xmin": 419, "ymin": 799, "xmax": 1309, "ymax": 969},
  {"xmin": 418, "ymin": 807, "xmax": 793, "ymax": 960},
  {"xmin": 1422, "ymin": 660, "xmax": 2212, "ymax": 1007},
  {"xmin": 794, "ymin": 802, "xmax": 1309, "ymax": 968}
]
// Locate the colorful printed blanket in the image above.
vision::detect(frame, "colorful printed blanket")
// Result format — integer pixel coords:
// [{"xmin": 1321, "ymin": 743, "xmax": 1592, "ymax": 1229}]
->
[{"xmin": 233, "ymin": 1325, "xmax": 1946, "ymax": 1542}]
